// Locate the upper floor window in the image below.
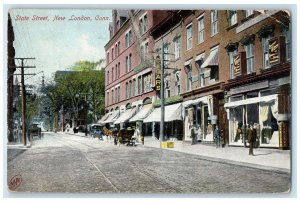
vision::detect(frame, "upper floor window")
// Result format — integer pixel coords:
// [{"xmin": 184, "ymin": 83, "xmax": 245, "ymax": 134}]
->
[
  {"xmin": 283, "ymin": 26, "xmax": 291, "ymax": 61},
  {"xmin": 195, "ymin": 53, "xmax": 205, "ymax": 87},
  {"xmin": 163, "ymin": 43, "xmax": 170, "ymax": 66},
  {"xmin": 129, "ymin": 80, "xmax": 132, "ymax": 98},
  {"xmin": 133, "ymin": 79, "xmax": 136, "ymax": 96},
  {"xmin": 139, "ymin": 14, "xmax": 148, "ymax": 35},
  {"xmin": 107, "ymin": 52, "xmax": 110, "ymax": 64},
  {"xmin": 115, "ymin": 44, "xmax": 118, "ymax": 57},
  {"xmin": 125, "ymin": 30, "xmax": 132, "ymax": 48},
  {"xmin": 186, "ymin": 24, "xmax": 193, "ymax": 50},
  {"xmin": 111, "ymin": 89, "xmax": 114, "ymax": 104},
  {"xmin": 211, "ymin": 10, "xmax": 218, "ymax": 36},
  {"xmin": 174, "ymin": 37, "xmax": 181, "ymax": 60},
  {"xmin": 186, "ymin": 64, "xmax": 192, "ymax": 91},
  {"xmin": 245, "ymin": 10, "xmax": 253, "ymax": 18},
  {"xmin": 106, "ymin": 92, "xmax": 109, "ymax": 106},
  {"xmin": 228, "ymin": 10, "xmax": 237, "ymax": 27},
  {"xmin": 175, "ymin": 71, "xmax": 181, "ymax": 95},
  {"xmin": 129, "ymin": 54, "xmax": 132, "ymax": 71},
  {"xmin": 107, "ymin": 71, "xmax": 109, "ymax": 84},
  {"xmin": 140, "ymin": 46, "xmax": 145, "ymax": 62},
  {"xmin": 112, "ymin": 48, "xmax": 114, "ymax": 60},
  {"xmin": 229, "ymin": 50, "xmax": 238, "ymax": 79},
  {"xmin": 142, "ymin": 73, "xmax": 152, "ymax": 93},
  {"xmin": 125, "ymin": 82, "xmax": 128, "ymax": 99},
  {"xmin": 118, "ymin": 62, "xmax": 120, "ymax": 78},
  {"xmin": 198, "ymin": 15, "xmax": 205, "ymax": 43},
  {"xmin": 262, "ymin": 36, "xmax": 271, "ymax": 69},
  {"xmin": 118, "ymin": 42, "xmax": 120, "ymax": 56},
  {"xmin": 245, "ymin": 43, "xmax": 255, "ymax": 73},
  {"xmin": 112, "ymin": 67, "xmax": 114, "ymax": 81},
  {"xmin": 138, "ymin": 76, "xmax": 142, "ymax": 95}
]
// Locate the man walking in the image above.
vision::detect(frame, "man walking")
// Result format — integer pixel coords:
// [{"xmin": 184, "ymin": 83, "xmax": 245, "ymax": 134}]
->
[
  {"xmin": 213, "ymin": 125, "xmax": 221, "ymax": 148},
  {"xmin": 247, "ymin": 124, "xmax": 256, "ymax": 155}
]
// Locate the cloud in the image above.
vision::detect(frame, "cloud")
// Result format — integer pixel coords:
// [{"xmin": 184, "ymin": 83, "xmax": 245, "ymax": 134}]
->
[{"xmin": 77, "ymin": 34, "xmax": 101, "ymax": 61}]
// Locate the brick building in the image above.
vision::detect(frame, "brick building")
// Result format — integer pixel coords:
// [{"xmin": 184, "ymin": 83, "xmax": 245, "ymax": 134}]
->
[
  {"xmin": 178, "ymin": 10, "xmax": 290, "ymax": 148},
  {"xmin": 101, "ymin": 10, "xmax": 169, "ymax": 132},
  {"xmin": 102, "ymin": 10, "xmax": 291, "ymax": 149}
]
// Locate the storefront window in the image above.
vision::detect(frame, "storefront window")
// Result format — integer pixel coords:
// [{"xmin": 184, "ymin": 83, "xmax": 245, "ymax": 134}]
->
[
  {"xmin": 260, "ymin": 100, "xmax": 278, "ymax": 145},
  {"xmin": 229, "ymin": 106, "xmax": 243, "ymax": 143},
  {"xmin": 202, "ymin": 105, "xmax": 211, "ymax": 141}
]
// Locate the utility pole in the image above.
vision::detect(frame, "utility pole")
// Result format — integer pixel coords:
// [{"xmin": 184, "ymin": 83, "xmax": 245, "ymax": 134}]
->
[
  {"xmin": 160, "ymin": 43, "xmax": 165, "ymax": 143},
  {"xmin": 13, "ymin": 58, "xmax": 36, "ymax": 146}
]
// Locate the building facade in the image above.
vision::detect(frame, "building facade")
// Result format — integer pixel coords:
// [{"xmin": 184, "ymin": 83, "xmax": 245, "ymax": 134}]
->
[{"xmin": 103, "ymin": 10, "xmax": 291, "ymax": 149}]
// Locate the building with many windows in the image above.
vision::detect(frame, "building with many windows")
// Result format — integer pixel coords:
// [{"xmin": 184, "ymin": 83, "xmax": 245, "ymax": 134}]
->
[{"xmin": 102, "ymin": 9, "xmax": 291, "ymax": 149}]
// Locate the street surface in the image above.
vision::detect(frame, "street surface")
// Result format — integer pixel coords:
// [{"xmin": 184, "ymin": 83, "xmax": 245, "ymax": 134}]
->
[{"xmin": 7, "ymin": 132, "xmax": 290, "ymax": 193}]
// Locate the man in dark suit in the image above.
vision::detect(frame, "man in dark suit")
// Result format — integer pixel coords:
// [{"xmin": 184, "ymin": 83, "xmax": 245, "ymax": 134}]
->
[{"xmin": 247, "ymin": 124, "xmax": 256, "ymax": 155}]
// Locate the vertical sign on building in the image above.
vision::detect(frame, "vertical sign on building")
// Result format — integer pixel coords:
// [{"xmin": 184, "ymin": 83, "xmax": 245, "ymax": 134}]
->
[
  {"xmin": 233, "ymin": 52, "xmax": 246, "ymax": 77},
  {"xmin": 155, "ymin": 56, "xmax": 161, "ymax": 92},
  {"xmin": 269, "ymin": 36, "xmax": 286, "ymax": 66}
]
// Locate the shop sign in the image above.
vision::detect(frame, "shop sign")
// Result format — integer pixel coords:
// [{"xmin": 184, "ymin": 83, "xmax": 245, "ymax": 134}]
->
[
  {"xmin": 233, "ymin": 52, "xmax": 246, "ymax": 77},
  {"xmin": 155, "ymin": 71, "xmax": 161, "ymax": 91},
  {"xmin": 268, "ymin": 36, "xmax": 286, "ymax": 66}
]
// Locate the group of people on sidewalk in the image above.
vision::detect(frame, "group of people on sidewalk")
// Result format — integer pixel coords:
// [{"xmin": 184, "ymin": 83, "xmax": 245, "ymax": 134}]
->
[{"xmin": 191, "ymin": 123, "xmax": 257, "ymax": 155}]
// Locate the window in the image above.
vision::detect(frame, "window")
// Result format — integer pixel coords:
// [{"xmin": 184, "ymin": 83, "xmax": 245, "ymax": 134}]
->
[
  {"xmin": 112, "ymin": 48, "xmax": 114, "ymax": 60},
  {"xmin": 139, "ymin": 14, "xmax": 148, "ymax": 34},
  {"xmin": 129, "ymin": 54, "xmax": 132, "ymax": 71},
  {"xmin": 198, "ymin": 16, "xmax": 205, "ymax": 43},
  {"xmin": 245, "ymin": 10, "xmax": 253, "ymax": 18},
  {"xmin": 126, "ymin": 56, "xmax": 129, "ymax": 72},
  {"xmin": 228, "ymin": 10, "xmax": 237, "ymax": 27},
  {"xmin": 210, "ymin": 66, "xmax": 219, "ymax": 81},
  {"xmin": 128, "ymin": 30, "xmax": 132, "ymax": 45},
  {"xmin": 163, "ymin": 43, "xmax": 169, "ymax": 66},
  {"xmin": 133, "ymin": 79, "xmax": 136, "ymax": 96},
  {"xmin": 145, "ymin": 43, "xmax": 149, "ymax": 57},
  {"xmin": 262, "ymin": 36, "xmax": 271, "ymax": 69},
  {"xmin": 115, "ymin": 88, "xmax": 117, "ymax": 103},
  {"xmin": 283, "ymin": 27, "xmax": 291, "ymax": 60},
  {"xmin": 229, "ymin": 50, "xmax": 238, "ymax": 79},
  {"xmin": 187, "ymin": 66, "xmax": 192, "ymax": 91},
  {"xmin": 118, "ymin": 42, "xmax": 120, "ymax": 56},
  {"xmin": 175, "ymin": 71, "xmax": 181, "ymax": 95},
  {"xmin": 107, "ymin": 71, "xmax": 109, "ymax": 84},
  {"xmin": 174, "ymin": 37, "xmax": 181, "ymax": 59},
  {"xmin": 211, "ymin": 10, "xmax": 218, "ymax": 36},
  {"xmin": 107, "ymin": 52, "xmax": 109, "ymax": 64},
  {"xmin": 129, "ymin": 81, "xmax": 132, "ymax": 98},
  {"xmin": 245, "ymin": 43, "xmax": 255, "ymax": 73},
  {"xmin": 126, "ymin": 82, "xmax": 128, "ymax": 99},
  {"xmin": 112, "ymin": 89, "xmax": 114, "ymax": 104},
  {"xmin": 138, "ymin": 76, "xmax": 142, "ymax": 94},
  {"xmin": 140, "ymin": 46, "xmax": 144, "ymax": 62},
  {"xmin": 115, "ymin": 44, "xmax": 118, "ymax": 57},
  {"xmin": 118, "ymin": 63, "xmax": 120, "ymax": 78},
  {"xmin": 107, "ymin": 92, "xmax": 109, "ymax": 105},
  {"xmin": 142, "ymin": 73, "xmax": 151, "ymax": 93},
  {"xmin": 196, "ymin": 54, "xmax": 205, "ymax": 87},
  {"xmin": 186, "ymin": 25, "xmax": 193, "ymax": 50},
  {"xmin": 118, "ymin": 87, "xmax": 120, "ymax": 102},
  {"xmin": 112, "ymin": 67, "xmax": 114, "ymax": 81}
]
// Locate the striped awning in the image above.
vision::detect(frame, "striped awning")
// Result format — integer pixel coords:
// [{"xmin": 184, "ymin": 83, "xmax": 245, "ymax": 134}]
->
[
  {"xmin": 129, "ymin": 104, "xmax": 153, "ymax": 122},
  {"xmin": 143, "ymin": 103, "xmax": 182, "ymax": 123},
  {"xmin": 201, "ymin": 47, "xmax": 219, "ymax": 68}
]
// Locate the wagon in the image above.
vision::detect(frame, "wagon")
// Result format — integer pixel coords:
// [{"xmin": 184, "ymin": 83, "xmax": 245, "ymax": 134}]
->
[
  {"xmin": 118, "ymin": 128, "xmax": 135, "ymax": 145},
  {"xmin": 29, "ymin": 124, "xmax": 42, "ymax": 140}
]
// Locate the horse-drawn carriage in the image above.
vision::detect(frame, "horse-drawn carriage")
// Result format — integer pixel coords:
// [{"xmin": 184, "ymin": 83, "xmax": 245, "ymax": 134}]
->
[
  {"xmin": 29, "ymin": 123, "xmax": 42, "ymax": 140},
  {"xmin": 103, "ymin": 127, "xmax": 135, "ymax": 146}
]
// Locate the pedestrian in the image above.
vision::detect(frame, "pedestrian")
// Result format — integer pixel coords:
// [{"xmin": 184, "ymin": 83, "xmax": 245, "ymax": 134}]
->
[
  {"xmin": 191, "ymin": 126, "xmax": 197, "ymax": 145},
  {"xmin": 247, "ymin": 124, "xmax": 256, "ymax": 155},
  {"xmin": 213, "ymin": 125, "xmax": 221, "ymax": 148}
]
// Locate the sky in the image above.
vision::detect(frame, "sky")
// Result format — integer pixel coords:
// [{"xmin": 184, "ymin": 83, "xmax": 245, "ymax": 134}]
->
[{"xmin": 9, "ymin": 9, "xmax": 111, "ymax": 85}]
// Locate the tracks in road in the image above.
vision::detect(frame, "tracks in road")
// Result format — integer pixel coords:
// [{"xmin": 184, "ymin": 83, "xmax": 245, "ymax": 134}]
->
[{"xmin": 52, "ymin": 134, "xmax": 183, "ymax": 193}]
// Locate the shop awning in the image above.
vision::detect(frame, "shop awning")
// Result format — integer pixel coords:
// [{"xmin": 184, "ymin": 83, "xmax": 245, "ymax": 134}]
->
[
  {"xmin": 201, "ymin": 48, "xmax": 219, "ymax": 68},
  {"xmin": 183, "ymin": 96, "xmax": 209, "ymax": 108},
  {"xmin": 184, "ymin": 59, "xmax": 192, "ymax": 66},
  {"xmin": 129, "ymin": 104, "xmax": 153, "ymax": 122},
  {"xmin": 143, "ymin": 103, "xmax": 182, "ymax": 123},
  {"xmin": 103, "ymin": 111, "xmax": 120, "ymax": 124},
  {"xmin": 114, "ymin": 107, "xmax": 137, "ymax": 124},
  {"xmin": 97, "ymin": 113, "xmax": 110, "ymax": 124},
  {"xmin": 195, "ymin": 54, "xmax": 205, "ymax": 62},
  {"xmin": 224, "ymin": 94, "xmax": 278, "ymax": 108}
]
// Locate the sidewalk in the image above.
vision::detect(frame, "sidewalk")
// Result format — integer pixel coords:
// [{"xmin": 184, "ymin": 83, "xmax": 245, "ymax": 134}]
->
[{"xmin": 143, "ymin": 137, "xmax": 291, "ymax": 173}]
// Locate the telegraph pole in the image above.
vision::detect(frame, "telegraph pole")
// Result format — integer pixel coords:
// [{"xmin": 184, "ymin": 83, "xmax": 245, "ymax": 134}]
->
[
  {"xmin": 13, "ymin": 57, "xmax": 36, "ymax": 146},
  {"xmin": 160, "ymin": 43, "xmax": 165, "ymax": 142}
]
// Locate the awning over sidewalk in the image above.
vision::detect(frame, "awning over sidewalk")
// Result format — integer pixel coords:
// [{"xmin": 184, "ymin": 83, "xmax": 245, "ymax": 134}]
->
[
  {"xmin": 182, "ymin": 96, "xmax": 209, "ymax": 108},
  {"xmin": 114, "ymin": 107, "xmax": 137, "ymax": 124},
  {"xmin": 201, "ymin": 47, "xmax": 219, "ymax": 68},
  {"xmin": 103, "ymin": 110, "xmax": 120, "ymax": 124},
  {"xmin": 97, "ymin": 113, "xmax": 110, "ymax": 124},
  {"xmin": 143, "ymin": 103, "xmax": 182, "ymax": 123},
  {"xmin": 129, "ymin": 104, "xmax": 153, "ymax": 122},
  {"xmin": 224, "ymin": 94, "xmax": 277, "ymax": 108}
]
